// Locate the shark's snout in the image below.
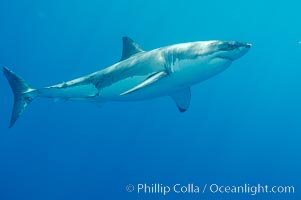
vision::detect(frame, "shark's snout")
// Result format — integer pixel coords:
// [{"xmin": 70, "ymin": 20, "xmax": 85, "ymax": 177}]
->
[
  {"xmin": 218, "ymin": 41, "xmax": 251, "ymax": 51},
  {"xmin": 214, "ymin": 41, "xmax": 251, "ymax": 61}
]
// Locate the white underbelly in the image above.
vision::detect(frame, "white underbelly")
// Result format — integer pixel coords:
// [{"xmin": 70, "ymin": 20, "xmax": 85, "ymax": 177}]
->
[
  {"xmin": 98, "ymin": 75, "xmax": 174, "ymax": 101},
  {"xmin": 98, "ymin": 58, "xmax": 231, "ymax": 102}
]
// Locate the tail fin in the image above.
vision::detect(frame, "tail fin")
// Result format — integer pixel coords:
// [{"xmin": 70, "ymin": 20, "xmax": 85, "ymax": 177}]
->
[{"xmin": 3, "ymin": 67, "xmax": 37, "ymax": 128}]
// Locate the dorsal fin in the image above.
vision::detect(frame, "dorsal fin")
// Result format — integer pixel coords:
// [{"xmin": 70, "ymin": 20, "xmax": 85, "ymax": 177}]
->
[{"xmin": 120, "ymin": 36, "xmax": 144, "ymax": 61}]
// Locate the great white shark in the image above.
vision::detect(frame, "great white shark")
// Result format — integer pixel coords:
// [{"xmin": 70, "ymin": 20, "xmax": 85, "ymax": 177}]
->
[{"xmin": 3, "ymin": 37, "xmax": 251, "ymax": 127}]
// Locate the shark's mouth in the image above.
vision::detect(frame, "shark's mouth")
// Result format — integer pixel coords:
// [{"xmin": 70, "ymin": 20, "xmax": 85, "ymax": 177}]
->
[{"xmin": 217, "ymin": 56, "xmax": 234, "ymax": 61}]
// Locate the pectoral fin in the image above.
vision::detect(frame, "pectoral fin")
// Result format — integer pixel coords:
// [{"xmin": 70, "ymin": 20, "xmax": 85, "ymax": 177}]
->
[
  {"xmin": 170, "ymin": 87, "xmax": 191, "ymax": 112},
  {"xmin": 120, "ymin": 71, "xmax": 167, "ymax": 96}
]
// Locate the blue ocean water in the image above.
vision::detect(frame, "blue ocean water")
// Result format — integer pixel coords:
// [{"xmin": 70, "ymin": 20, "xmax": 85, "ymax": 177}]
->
[{"xmin": 0, "ymin": 0, "xmax": 300, "ymax": 199}]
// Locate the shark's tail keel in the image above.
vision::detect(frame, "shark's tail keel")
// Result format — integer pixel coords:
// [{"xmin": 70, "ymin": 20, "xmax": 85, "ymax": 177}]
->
[{"xmin": 3, "ymin": 67, "xmax": 37, "ymax": 128}]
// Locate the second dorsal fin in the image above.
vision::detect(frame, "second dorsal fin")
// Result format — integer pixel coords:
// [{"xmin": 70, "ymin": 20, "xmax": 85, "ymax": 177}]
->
[{"xmin": 120, "ymin": 36, "xmax": 144, "ymax": 61}]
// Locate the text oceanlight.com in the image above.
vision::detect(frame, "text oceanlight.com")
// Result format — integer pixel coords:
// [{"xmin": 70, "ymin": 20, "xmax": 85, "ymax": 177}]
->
[{"xmin": 125, "ymin": 183, "xmax": 295, "ymax": 196}]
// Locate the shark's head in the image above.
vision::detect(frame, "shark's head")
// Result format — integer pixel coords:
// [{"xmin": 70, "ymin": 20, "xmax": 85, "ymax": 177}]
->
[
  {"xmin": 208, "ymin": 40, "xmax": 252, "ymax": 61},
  {"xmin": 166, "ymin": 40, "xmax": 251, "ymax": 84},
  {"xmin": 177, "ymin": 40, "xmax": 251, "ymax": 63}
]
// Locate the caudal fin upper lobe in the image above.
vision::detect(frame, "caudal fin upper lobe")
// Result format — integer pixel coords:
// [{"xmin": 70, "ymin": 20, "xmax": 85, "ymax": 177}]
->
[{"xmin": 3, "ymin": 67, "xmax": 37, "ymax": 128}]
